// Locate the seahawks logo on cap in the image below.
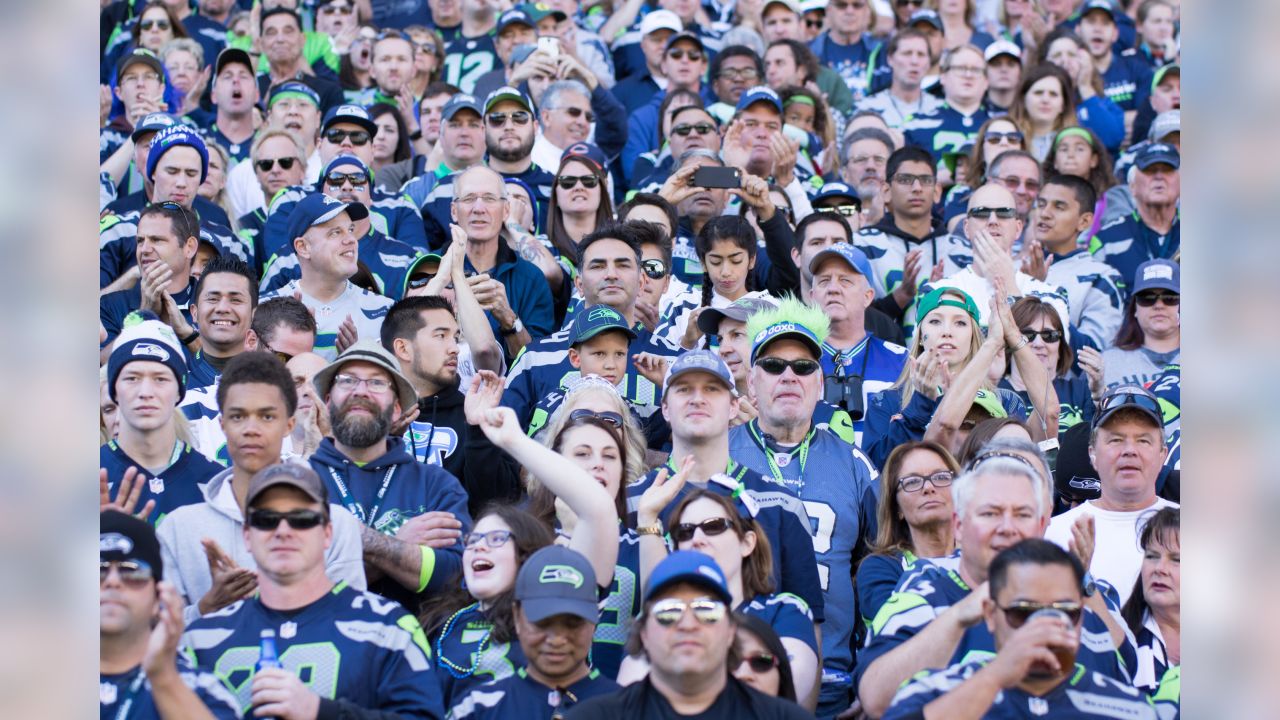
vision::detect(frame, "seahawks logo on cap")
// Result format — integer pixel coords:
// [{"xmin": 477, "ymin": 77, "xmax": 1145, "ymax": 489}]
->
[
  {"xmin": 132, "ymin": 342, "xmax": 171, "ymax": 361},
  {"xmin": 336, "ymin": 104, "xmax": 370, "ymax": 118},
  {"xmin": 587, "ymin": 306, "xmax": 622, "ymax": 322},
  {"xmin": 100, "ymin": 533, "xmax": 134, "ymax": 554},
  {"xmin": 1068, "ymin": 477, "xmax": 1101, "ymax": 492},
  {"xmin": 539, "ymin": 565, "xmax": 584, "ymax": 588},
  {"xmin": 697, "ymin": 564, "xmax": 725, "ymax": 585}
]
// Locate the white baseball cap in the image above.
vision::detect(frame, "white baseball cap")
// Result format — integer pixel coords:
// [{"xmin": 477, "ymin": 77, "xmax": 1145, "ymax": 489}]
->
[{"xmin": 640, "ymin": 9, "xmax": 682, "ymax": 36}]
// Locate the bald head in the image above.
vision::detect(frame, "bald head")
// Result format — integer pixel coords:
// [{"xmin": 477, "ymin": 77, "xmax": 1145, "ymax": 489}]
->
[{"xmin": 964, "ymin": 183, "xmax": 1023, "ymax": 250}]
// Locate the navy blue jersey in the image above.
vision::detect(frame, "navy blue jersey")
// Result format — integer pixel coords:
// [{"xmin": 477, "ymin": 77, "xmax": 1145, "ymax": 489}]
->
[
  {"xmin": 260, "ymin": 227, "xmax": 424, "ymax": 300},
  {"xmin": 202, "ymin": 124, "xmax": 253, "ymax": 165},
  {"xmin": 625, "ymin": 461, "xmax": 826, "ymax": 623},
  {"xmin": 235, "ymin": 207, "xmax": 268, "ymax": 277},
  {"xmin": 1101, "ymin": 50, "xmax": 1154, "ymax": 112},
  {"xmin": 264, "ymin": 184, "xmax": 428, "ymax": 257},
  {"xmin": 183, "ymin": 349, "xmax": 223, "ymax": 395},
  {"xmin": 100, "ymin": 210, "xmax": 246, "ymax": 289},
  {"xmin": 903, "ymin": 103, "xmax": 992, "ymax": 162},
  {"xmin": 1001, "ymin": 375, "xmax": 1096, "ymax": 432},
  {"xmin": 100, "ymin": 440, "xmax": 224, "ymax": 526},
  {"xmin": 810, "ymin": 32, "xmax": 881, "ymax": 101},
  {"xmin": 444, "ymin": 33, "xmax": 499, "ymax": 95},
  {"xmin": 819, "ymin": 335, "xmax": 910, "ymax": 446},
  {"xmin": 854, "ymin": 551, "xmax": 924, "ymax": 638},
  {"xmin": 863, "ymin": 386, "xmax": 1028, "ymax": 470},
  {"xmin": 590, "ymin": 527, "xmax": 640, "ymax": 680},
  {"xmin": 181, "ymin": 582, "xmax": 445, "ymax": 718},
  {"xmin": 728, "ymin": 423, "xmax": 878, "ymax": 702},
  {"xmin": 100, "ymin": 281, "xmax": 195, "ymax": 347},
  {"xmin": 1089, "ymin": 212, "xmax": 1180, "ymax": 298},
  {"xmin": 431, "ymin": 603, "xmax": 528, "ymax": 710},
  {"xmin": 448, "ymin": 666, "xmax": 621, "ymax": 719},
  {"xmin": 883, "ymin": 657, "xmax": 1155, "ymax": 720},
  {"xmin": 368, "ymin": 0, "xmax": 432, "ymax": 29},
  {"xmin": 100, "ymin": 659, "xmax": 240, "ymax": 720},
  {"xmin": 740, "ymin": 592, "xmax": 819, "ymax": 657}
]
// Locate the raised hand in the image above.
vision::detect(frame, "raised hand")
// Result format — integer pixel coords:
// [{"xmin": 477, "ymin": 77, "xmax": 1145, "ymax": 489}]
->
[
  {"xmin": 335, "ymin": 314, "xmax": 359, "ymax": 354},
  {"xmin": 100, "ymin": 466, "xmax": 157, "ymax": 520},
  {"xmin": 198, "ymin": 538, "xmax": 257, "ymax": 615},
  {"xmin": 637, "ymin": 455, "xmax": 695, "ymax": 526},
  {"xmin": 395, "ymin": 511, "xmax": 463, "ymax": 548},
  {"xmin": 464, "ymin": 370, "xmax": 505, "ymax": 426},
  {"xmin": 632, "ymin": 351, "xmax": 670, "ymax": 388},
  {"xmin": 1077, "ymin": 346, "xmax": 1106, "ymax": 400}
]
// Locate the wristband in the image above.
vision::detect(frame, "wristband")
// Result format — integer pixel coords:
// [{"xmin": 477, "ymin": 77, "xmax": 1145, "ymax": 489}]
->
[
  {"xmin": 179, "ymin": 327, "xmax": 200, "ymax": 345},
  {"xmin": 417, "ymin": 545, "xmax": 437, "ymax": 593},
  {"xmin": 636, "ymin": 523, "xmax": 664, "ymax": 537}
]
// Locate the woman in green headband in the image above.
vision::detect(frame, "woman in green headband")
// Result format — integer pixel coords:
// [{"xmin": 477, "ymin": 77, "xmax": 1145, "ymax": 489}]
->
[{"xmin": 779, "ymin": 86, "xmax": 834, "ymax": 169}]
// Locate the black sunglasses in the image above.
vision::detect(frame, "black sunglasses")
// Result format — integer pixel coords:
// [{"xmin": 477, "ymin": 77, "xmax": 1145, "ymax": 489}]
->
[
  {"xmin": 986, "ymin": 130, "xmax": 1024, "ymax": 144},
  {"xmin": 1134, "ymin": 291, "xmax": 1179, "ymax": 307},
  {"xmin": 741, "ymin": 652, "xmax": 780, "ymax": 673},
  {"xmin": 325, "ymin": 170, "xmax": 369, "ymax": 187},
  {"xmin": 672, "ymin": 122, "xmax": 716, "ymax": 137},
  {"xmin": 558, "ymin": 174, "xmax": 600, "ymax": 189},
  {"xmin": 567, "ymin": 408, "xmax": 624, "ymax": 428},
  {"xmin": 896, "ymin": 0, "xmax": 925, "ymax": 6},
  {"xmin": 967, "ymin": 206, "xmax": 1018, "ymax": 219},
  {"xmin": 805, "ymin": 18, "xmax": 823, "ymax": 28},
  {"xmin": 140, "ymin": 19, "xmax": 171, "ymax": 30},
  {"xmin": 407, "ymin": 272, "xmax": 436, "ymax": 289},
  {"xmin": 247, "ymin": 508, "xmax": 327, "ymax": 531},
  {"xmin": 756, "ymin": 357, "xmax": 821, "ymax": 376},
  {"xmin": 324, "ymin": 128, "xmax": 371, "ymax": 145},
  {"xmin": 666, "ymin": 48, "xmax": 704, "ymax": 62},
  {"xmin": 999, "ymin": 601, "xmax": 1084, "ymax": 628},
  {"xmin": 1096, "ymin": 388, "xmax": 1161, "ymax": 419},
  {"xmin": 671, "ymin": 516, "xmax": 735, "ymax": 543},
  {"xmin": 255, "ymin": 157, "xmax": 298, "ymax": 172},
  {"xmin": 558, "ymin": 106, "xmax": 596, "ymax": 123},
  {"xmin": 1021, "ymin": 328, "xmax": 1063, "ymax": 343},
  {"xmin": 641, "ymin": 258, "xmax": 668, "ymax": 280},
  {"xmin": 487, "ymin": 110, "xmax": 532, "ymax": 126}
]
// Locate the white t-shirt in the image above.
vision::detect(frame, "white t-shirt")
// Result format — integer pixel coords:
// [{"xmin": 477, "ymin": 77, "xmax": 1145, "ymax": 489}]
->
[{"xmin": 1045, "ymin": 497, "xmax": 1179, "ymax": 604}]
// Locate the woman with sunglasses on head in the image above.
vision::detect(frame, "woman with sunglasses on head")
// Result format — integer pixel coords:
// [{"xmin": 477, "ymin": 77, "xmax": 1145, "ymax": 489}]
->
[
  {"xmin": 998, "ymin": 296, "xmax": 1103, "ymax": 433},
  {"xmin": 1103, "ymin": 259, "xmax": 1179, "ymax": 389},
  {"xmin": 632, "ymin": 483, "xmax": 822, "ymax": 710},
  {"xmin": 1121, "ymin": 506, "xmax": 1180, "ymax": 699},
  {"xmin": 733, "ymin": 612, "xmax": 801, "ymax": 702},
  {"xmin": 420, "ymin": 370, "xmax": 619, "ymax": 707}
]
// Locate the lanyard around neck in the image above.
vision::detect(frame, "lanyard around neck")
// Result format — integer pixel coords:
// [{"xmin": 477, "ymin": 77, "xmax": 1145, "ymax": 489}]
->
[
  {"xmin": 326, "ymin": 464, "xmax": 396, "ymax": 526},
  {"xmin": 747, "ymin": 420, "xmax": 815, "ymax": 489}
]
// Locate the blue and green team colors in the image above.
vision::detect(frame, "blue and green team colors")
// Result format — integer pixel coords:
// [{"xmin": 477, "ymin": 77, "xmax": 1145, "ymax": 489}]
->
[
  {"xmin": 259, "ymin": 226, "xmax": 424, "ymax": 301},
  {"xmin": 741, "ymin": 592, "xmax": 819, "ymax": 657},
  {"xmin": 854, "ymin": 221, "xmax": 972, "ymax": 302},
  {"xmin": 571, "ymin": 525, "xmax": 640, "ymax": 680},
  {"xmin": 100, "ymin": 440, "xmax": 224, "ymax": 526},
  {"xmin": 902, "ymin": 103, "xmax": 992, "ymax": 163},
  {"xmin": 856, "ymin": 553, "xmax": 1137, "ymax": 695},
  {"xmin": 817, "ymin": 335, "xmax": 910, "ymax": 446},
  {"xmin": 862, "ymin": 387, "xmax": 1029, "ymax": 470},
  {"xmin": 181, "ymin": 582, "xmax": 445, "ymax": 719},
  {"xmin": 882, "ymin": 657, "xmax": 1157, "ymax": 720},
  {"xmin": 854, "ymin": 550, "xmax": 925, "ymax": 638},
  {"xmin": 260, "ymin": 279, "xmax": 393, "ymax": 362},
  {"xmin": 431, "ymin": 603, "xmax": 526, "ymax": 710},
  {"xmin": 1045, "ymin": 249, "xmax": 1126, "ymax": 351},
  {"xmin": 1102, "ymin": 49, "xmax": 1156, "ymax": 112},
  {"xmin": 728, "ymin": 422, "xmax": 879, "ymax": 710},
  {"xmin": 1089, "ymin": 211, "xmax": 1180, "ymax": 298},
  {"xmin": 263, "ymin": 184, "xmax": 429, "ymax": 257},
  {"xmin": 625, "ymin": 461, "xmax": 826, "ymax": 623},
  {"xmin": 178, "ymin": 384, "xmax": 232, "ymax": 466},
  {"xmin": 1152, "ymin": 666, "xmax": 1180, "ymax": 720},
  {"xmin": 100, "ymin": 655, "xmax": 240, "ymax": 720},
  {"xmin": 443, "ymin": 33, "xmax": 499, "ymax": 96},
  {"xmin": 448, "ymin": 666, "xmax": 620, "ymax": 719},
  {"xmin": 1001, "ymin": 375, "xmax": 1096, "ymax": 432},
  {"xmin": 100, "ymin": 210, "xmax": 247, "ymax": 290}
]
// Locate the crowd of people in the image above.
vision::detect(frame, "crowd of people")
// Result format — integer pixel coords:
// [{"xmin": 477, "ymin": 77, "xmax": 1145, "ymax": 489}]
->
[{"xmin": 98, "ymin": 0, "xmax": 1183, "ymax": 717}]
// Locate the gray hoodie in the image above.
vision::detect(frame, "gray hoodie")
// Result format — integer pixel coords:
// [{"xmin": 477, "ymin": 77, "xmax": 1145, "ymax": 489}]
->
[{"xmin": 156, "ymin": 464, "xmax": 366, "ymax": 626}]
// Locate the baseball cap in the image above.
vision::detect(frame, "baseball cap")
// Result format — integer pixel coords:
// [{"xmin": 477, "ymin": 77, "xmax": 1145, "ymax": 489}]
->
[
  {"xmin": 525, "ymin": 1, "xmax": 569, "ymax": 24},
  {"xmin": 312, "ymin": 338, "xmax": 418, "ymax": 412},
  {"xmin": 561, "ymin": 142, "xmax": 608, "ymax": 172},
  {"xmin": 405, "ymin": 252, "xmax": 443, "ymax": 286},
  {"xmin": 813, "ymin": 182, "xmax": 862, "ymax": 210},
  {"xmin": 496, "ymin": 7, "xmax": 535, "ymax": 34},
  {"xmin": 130, "ymin": 112, "xmax": 179, "ymax": 142},
  {"xmin": 1132, "ymin": 258, "xmax": 1179, "ymax": 294},
  {"xmin": 570, "ymin": 305, "xmax": 637, "ymax": 345},
  {"xmin": 664, "ymin": 31, "xmax": 706, "ymax": 53},
  {"xmin": 442, "ymin": 93, "xmax": 483, "ymax": 121},
  {"xmin": 663, "ymin": 349, "xmax": 738, "ymax": 396},
  {"xmin": 284, "ymin": 192, "xmax": 370, "ymax": 245},
  {"xmin": 485, "ymin": 86, "xmax": 533, "ymax": 114},
  {"xmin": 1053, "ymin": 422, "xmax": 1102, "ymax": 502},
  {"xmin": 214, "ymin": 47, "xmax": 255, "ymax": 77},
  {"xmin": 515, "ymin": 545, "xmax": 600, "ymax": 623},
  {"xmin": 267, "ymin": 81, "xmax": 321, "ymax": 109},
  {"xmin": 1080, "ymin": 0, "xmax": 1116, "ymax": 20},
  {"xmin": 800, "ymin": 0, "xmax": 829, "ymax": 11},
  {"xmin": 244, "ymin": 462, "xmax": 329, "ymax": 513},
  {"xmin": 908, "ymin": 9, "xmax": 943, "ymax": 31},
  {"xmin": 1149, "ymin": 110, "xmax": 1180, "ymax": 142},
  {"xmin": 322, "ymin": 104, "xmax": 378, "ymax": 136},
  {"xmin": 644, "ymin": 551, "xmax": 733, "ymax": 605},
  {"xmin": 749, "ymin": 319, "xmax": 822, "ymax": 364},
  {"xmin": 116, "ymin": 48, "xmax": 163, "ymax": 84},
  {"xmin": 970, "ymin": 388, "xmax": 1008, "ymax": 419},
  {"xmin": 640, "ymin": 9, "xmax": 682, "ymax": 36},
  {"xmin": 1152, "ymin": 63, "xmax": 1179, "ymax": 92},
  {"xmin": 1134, "ymin": 142, "xmax": 1179, "ymax": 171},
  {"xmin": 146, "ymin": 125, "xmax": 209, "ymax": 183},
  {"xmin": 984, "ymin": 40, "xmax": 1022, "ymax": 63},
  {"xmin": 697, "ymin": 296, "xmax": 779, "ymax": 336},
  {"xmin": 809, "ymin": 243, "xmax": 874, "ymax": 278},
  {"xmin": 323, "ymin": 153, "xmax": 374, "ymax": 184},
  {"xmin": 736, "ymin": 85, "xmax": 783, "ymax": 115},
  {"xmin": 1093, "ymin": 384, "xmax": 1162, "ymax": 430},
  {"xmin": 101, "ymin": 510, "xmax": 164, "ymax": 581},
  {"xmin": 916, "ymin": 286, "xmax": 981, "ymax": 324},
  {"xmin": 762, "ymin": 0, "xmax": 803, "ymax": 14},
  {"xmin": 108, "ymin": 311, "xmax": 189, "ymax": 404}
]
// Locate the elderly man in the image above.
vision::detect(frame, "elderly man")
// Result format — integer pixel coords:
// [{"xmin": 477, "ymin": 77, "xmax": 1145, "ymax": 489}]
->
[
  {"xmin": 403, "ymin": 93, "xmax": 488, "ymax": 247},
  {"xmin": 840, "ymin": 127, "xmax": 895, "ymax": 225},
  {"xmin": 532, "ymin": 78, "xmax": 626, "ymax": 175},
  {"xmin": 1091, "ymin": 143, "xmax": 1180, "ymax": 296}
]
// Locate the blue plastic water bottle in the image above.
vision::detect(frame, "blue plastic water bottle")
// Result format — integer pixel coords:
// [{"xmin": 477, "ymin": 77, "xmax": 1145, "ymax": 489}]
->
[{"xmin": 255, "ymin": 629, "xmax": 282, "ymax": 720}]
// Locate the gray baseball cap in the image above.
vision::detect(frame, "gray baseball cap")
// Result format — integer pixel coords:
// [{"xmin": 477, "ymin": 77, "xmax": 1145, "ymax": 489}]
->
[
  {"xmin": 696, "ymin": 296, "xmax": 778, "ymax": 336},
  {"xmin": 515, "ymin": 545, "xmax": 600, "ymax": 623}
]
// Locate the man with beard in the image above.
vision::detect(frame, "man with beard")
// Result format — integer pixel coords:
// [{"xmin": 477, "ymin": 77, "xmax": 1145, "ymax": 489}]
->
[
  {"xmin": 310, "ymin": 340, "xmax": 473, "ymax": 608},
  {"xmin": 482, "ymin": 87, "xmax": 555, "ymax": 232}
]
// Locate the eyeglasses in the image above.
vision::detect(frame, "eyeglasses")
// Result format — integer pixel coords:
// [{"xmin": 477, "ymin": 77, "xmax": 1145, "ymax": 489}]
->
[
  {"xmin": 995, "ymin": 175, "xmax": 1041, "ymax": 193},
  {"xmin": 325, "ymin": 170, "xmax": 369, "ymax": 188},
  {"xmin": 672, "ymin": 122, "xmax": 716, "ymax": 137},
  {"xmin": 892, "ymin": 172, "xmax": 936, "ymax": 187},
  {"xmin": 1021, "ymin": 328, "xmax": 1063, "ymax": 343},
  {"xmin": 255, "ymin": 157, "xmax": 299, "ymax": 172},
  {"xmin": 986, "ymin": 130, "xmax": 1024, "ymax": 145},
  {"xmin": 999, "ymin": 601, "xmax": 1084, "ymax": 628},
  {"xmin": 100, "ymin": 560, "xmax": 155, "ymax": 587},
  {"xmin": 641, "ymin": 258, "xmax": 668, "ymax": 279},
  {"xmin": 140, "ymin": 19, "xmax": 171, "ymax": 31},
  {"xmin": 671, "ymin": 516, "xmax": 736, "ymax": 543},
  {"xmin": 1135, "ymin": 291, "xmax": 1179, "ymax": 307},
  {"xmin": 120, "ymin": 72, "xmax": 162, "ymax": 87},
  {"xmin": 740, "ymin": 652, "xmax": 780, "ymax": 673},
  {"xmin": 332, "ymin": 373, "xmax": 393, "ymax": 393},
  {"xmin": 554, "ymin": 106, "xmax": 596, "ymax": 123},
  {"xmin": 966, "ymin": 450, "xmax": 1040, "ymax": 474},
  {"xmin": 319, "ymin": 3, "xmax": 354, "ymax": 14},
  {"xmin": 967, "ymin": 206, "xmax": 1017, "ymax": 220},
  {"xmin": 246, "ymin": 508, "xmax": 327, "ymax": 531},
  {"xmin": 719, "ymin": 67, "xmax": 759, "ymax": 81},
  {"xmin": 464, "ymin": 529, "xmax": 513, "ymax": 549},
  {"xmin": 897, "ymin": 470, "xmax": 954, "ymax": 493},
  {"xmin": 323, "ymin": 128, "xmax": 372, "ymax": 146},
  {"xmin": 666, "ymin": 48, "xmax": 704, "ymax": 62},
  {"xmin": 896, "ymin": 0, "xmax": 925, "ymax": 6},
  {"xmin": 650, "ymin": 597, "xmax": 727, "ymax": 626},
  {"xmin": 455, "ymin": 194, "xmax": 505, "ymax": 207},
  {"xmin": 756, "ymin": 357, "xmax": 821, "ymax": 376},
  {"xmin": 558, "ymin": 174, "xmax": 600, "ymax": 189},
  {"xmin": 487, "ymin": 110, "xmax": 532, "ymax": 126},
  {"xmin": 568, "ymin": 408, "xmax": 624, "ymax": 428},
  {"xmin": 819, "ymin": 204, "xmax": 861, "ymax": 217},
  {"xmin": 946, "ymin": 65, "xmax": 986, "ymax": 77}
]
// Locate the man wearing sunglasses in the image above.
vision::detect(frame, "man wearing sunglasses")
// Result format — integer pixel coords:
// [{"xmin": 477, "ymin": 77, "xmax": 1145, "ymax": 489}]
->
[
  {"xmin": 101, "ymin": 510, "xmax": 241, "ymax": 719},
  {"xmin": 857, "ymin": 455, "xmax": 1136, "ymax": 717},
  {"xmin": 484, "ymin": 87, "xmax": 556, "ymax": 233},
  {"xmin": 809, "ymin": 0, "xmax": 881, "ymax": 101},
  {"xmin": 610, "ymin": 9, "xmax": 682, "ymax": 115},
  {"xmin": 728, "ymin": 298, "xmax": 880, "ymax": 718},
  {"xmin": 570, "ymin": 551, "xmax": 809, "ymax": 718},
  {"xmin": 620, "ymin": 31, "xmax": 712, "ymax": 184},
  {"xmin": 1090, "ymin": 143, "xmax": 1180, "ymax": 296},
  {"xmin": 1046, "ymin": 384, "xmax": 1176, "ymax": 604},
  {"xmin": 180, "ymin": 463, "xmax": 446, "ymax": 718},
  {"xmin": 883, "ymin": 539, "xmax": 1154, "ymax": 719},
  {"xmin": 633, "ymin": 105, "xmax": 723, "ymax": 195}
]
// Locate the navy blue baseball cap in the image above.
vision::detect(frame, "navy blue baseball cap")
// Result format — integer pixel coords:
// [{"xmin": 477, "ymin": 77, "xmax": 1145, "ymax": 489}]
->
[
  {"xmin": 908, "ymin": 9, "xmax": 943, "ymax": 31},
  {"xmin": 115, "ymin": 48, "xmax": 163, "ymax": 83},
  {"xmin": 813, "ymin": 181, "xmax": 862, "ymax": 210},
  {"xmin": 485, "ymin": 86, "xmax": 533, "ymax": 114},
  {"xmin": 1093, "ymin": 383, "xmax": 1162, "ymax": 430},
  {"xmin": 101, "ymin": 510, "xmax": 164, "ymax": 581},
  {"xmin": 735, "ymin": 85, "xmax": 783, "ymax": 114},
  {"xmin": 750, "ymin": 319, "xmax": 823, "ymax": 363},
  {"xmin": 267, "ymin": 81, "xmax": 321, "ymax": 109},
  {"xmin": 130, "ymin": 112, "xmax": 179, "ymax": 142},
  {"xmin": 285, "ymin": 192, "xmax": 369, "ymax": 244},
  {"xmin": 809, "ymin": 242, "xmax": 874, "ymax": 279},
  {"xmin": 515, "ymin": 545, "xmax": 600, "ymax": 623},
  {"xmin": 644, "ymin": 551, "xmax": 733, "ymax": 605},
  {"xmin": 1134, "ymin": 142, "xmax": 1179, "ymax": 171},
  {"xmin": 1132, "ymin": 258, "xmax": 1179, "ymax": 294},
  {"xmin": 497, "ymin": 7, "xmax": 535, "ymax": 33},
  {"xmin": 570, "ymin": 305, "xmax": 637, "ymax": 345},
  {"xmin": 442, "ymin": 93, "xmax": 483, "ymax": 121},
  {"xmin": 561, "ymin": 142, "xmax": 607, "ymax": 172},
  {"xmin": 664, "ymin": 31, "xmax": 706, "ymax": 53},
  {"xmin": 663, "ymin": 349, "xmax": 738, "ymax": 396},
  {"xmin": 322, "ymin": 103, "xmax": 378, "ymax": 135},
  {"xmin": 1081, "ymin": 0, "xmax": 1117, "ymax": 19}
]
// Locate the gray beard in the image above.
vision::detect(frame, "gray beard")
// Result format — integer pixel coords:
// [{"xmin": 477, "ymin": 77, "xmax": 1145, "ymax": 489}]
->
[{"xmin": 329, "ymin": 399, "xmax": 393, "ymax": 448}]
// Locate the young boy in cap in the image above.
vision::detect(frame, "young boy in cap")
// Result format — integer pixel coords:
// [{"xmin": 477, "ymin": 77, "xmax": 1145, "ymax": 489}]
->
[
  {"xmin": 525, "ymin": 305, "xmax": 638, "ymax": 437},
  {"xmin": 447, "ymin": 546, "xmax": 621, "ymax": 719}
]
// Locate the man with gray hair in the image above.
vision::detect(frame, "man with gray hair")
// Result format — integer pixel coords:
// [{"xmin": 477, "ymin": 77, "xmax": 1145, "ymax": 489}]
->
[
  {"xmin": 855, "ymin": 453, "xmax": 1135, "ymax": 717},
  {"xmin": 531, "ymin": 78, "xmax": 627, "ymax": 173},
  {"xmin": 840, "ymin": 126, "xmax": 895, "ymax": 226}
]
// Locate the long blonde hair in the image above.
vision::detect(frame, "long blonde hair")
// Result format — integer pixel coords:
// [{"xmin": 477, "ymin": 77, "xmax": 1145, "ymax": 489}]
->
[
  {"xmin": 532, "ymin": 382, "xmax": 647, "ymax": 492},
  {"xmin": 894, "ymin": 290, "xmax": 988, "ymax": 408}
]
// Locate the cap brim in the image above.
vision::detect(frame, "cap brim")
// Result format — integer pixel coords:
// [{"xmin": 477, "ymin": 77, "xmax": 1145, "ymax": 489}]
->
[
  {"xmin": 313, "ymin": 358, "xmax": 417, "ymax": 415},
  {"xmin": 809, "ymin": 248, "xmax": 865, "ymax": 276},
  {"xmin": 442, "ymin": 105, "xmax": 482, "ymax": 121},
  {"xmin": 485, "ymin": 91, "xmax": 532, "ymax": 113},
  {"xmin": 575, "ymin": 324, "xmax": 638, "ymax": 344},
  {"xmin": 314, "ymin": 202, "xmax": 370, "ymax": 228},
  {"xmin": 645, "ymin": 574, "xmax": 733, "ymax": 606},
  {"xmin": 751, "ymin": 329, "xmax": 822, "ymax": 364},
  {"xmin": 1092, "ymin": 404, "xmax": 1162, "ymax": 431},
  {"xmin": 325, "ymin": 115, "xmax": 378, "ymax": 136},
  {"xmin": 665, "ymin": 367, "xmax": 738, "ymax": 397},
  {"xmin": 520, "ymin": 597, "xmax": 600, "ymax": 624},
  {"xmin": 696, "ymin": 308, "xmax": 733, "ymax": 336},
  {"xmin": 244, "ymin": 476, "xmax": 326, "ymax": 512}
]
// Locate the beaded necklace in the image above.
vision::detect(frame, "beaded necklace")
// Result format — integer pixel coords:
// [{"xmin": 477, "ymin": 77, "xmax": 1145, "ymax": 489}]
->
[{"xmin": 434, "ymin": 602, "xmax": 494, "ymax": 678}]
